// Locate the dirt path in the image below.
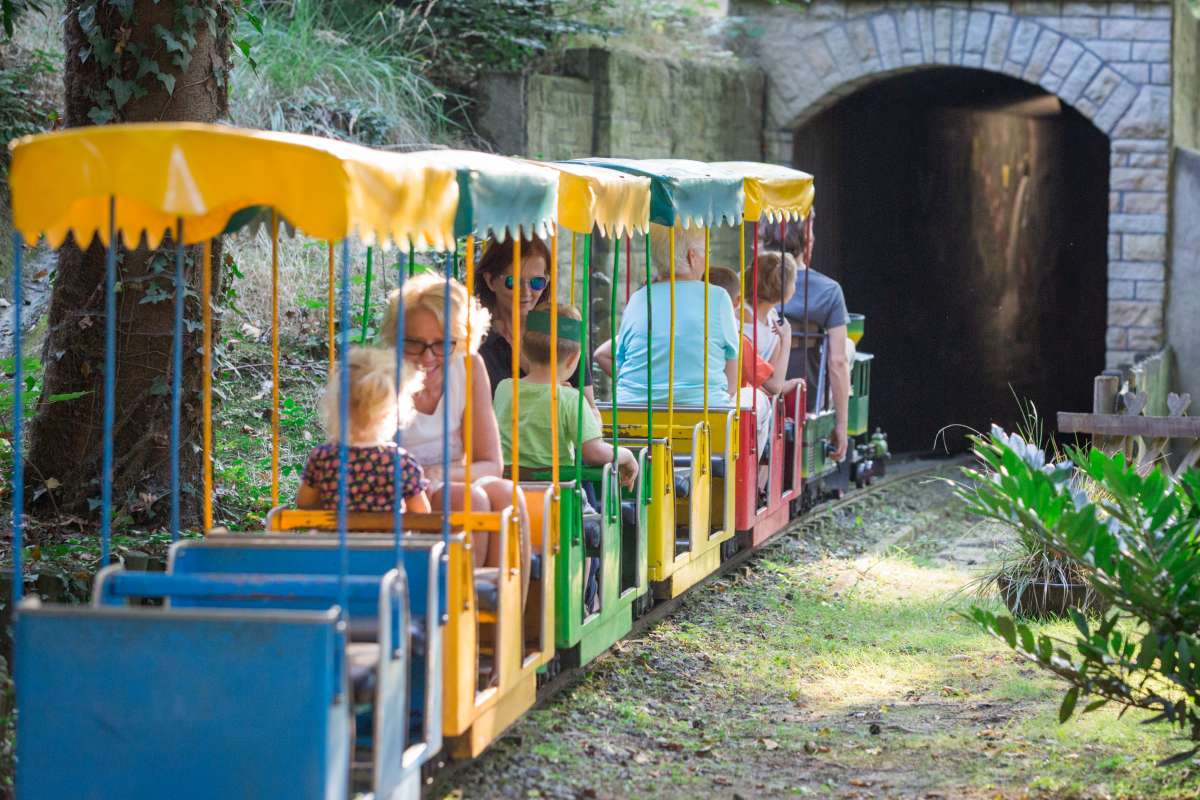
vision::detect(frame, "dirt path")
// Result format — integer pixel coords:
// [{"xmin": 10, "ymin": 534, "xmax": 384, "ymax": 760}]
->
[{"xmin": 433, "ymin": 464, "xmax": 1194, "ymax": 800}]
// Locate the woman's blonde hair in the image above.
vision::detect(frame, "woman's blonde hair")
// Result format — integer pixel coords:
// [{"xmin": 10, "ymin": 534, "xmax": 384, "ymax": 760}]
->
[
  {"xmin": 380, "ymin": 272, "xmax": 491, "ymax": 355},
  {"xmin": 649, "ymin": 223, "xmax": 706, "ymax": 282},
  {"xmin": 321, "ymin": 346, "xmax": 423, "ymax": 444}
]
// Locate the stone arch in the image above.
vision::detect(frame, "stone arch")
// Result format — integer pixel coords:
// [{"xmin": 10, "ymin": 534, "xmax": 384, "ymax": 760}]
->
[{"xmin": 746, "ymin": 0, "xmax": 1173, "ymax": 367}]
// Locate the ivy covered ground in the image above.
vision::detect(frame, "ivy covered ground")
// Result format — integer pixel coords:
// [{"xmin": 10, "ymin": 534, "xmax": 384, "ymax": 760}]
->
[{"xmin": 435, "ymin": 469, "xmax": 1196, "ymax": 800}]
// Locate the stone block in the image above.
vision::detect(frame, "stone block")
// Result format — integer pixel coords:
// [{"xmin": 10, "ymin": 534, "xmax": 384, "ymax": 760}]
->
[
  {"xmin": 872, "ymin": 13, "xmax": 904, "ymax": 69},
  {"xmin": 920, "ymin": 8, "xmax": 937, "ymax": 59},
  {"xmin": 1111, "ymin": 62, "xmax": 1150, "ymax": 84},
  {"xmin": 1129, "ymin": 152, "xmax": 1169, "ymax": 168},
  {"xmin": 1108, "ymin": 3, "xmax": 1137, "ymax": 14},
  {"xmin": 971, "ymin": 1, "xmax": 1011, "ymax": 12},
  {"xmin": 1077, "ymin": 97, "xmax": 1099, "ymax": 118},
  {"xmin": 1011, "ymin": 1, "xmax": 1062, "ymax": 15},
  {"xmin": 1112, "ymin": 86, "xmax": 1171, "ymax": 139},
  {"xmin": 1002, "ymin": 59, "xmax": 1028, "ymax": 77},
  {"xmin": 1036, "ymin": 16, "xmax": 1101, "ymax": 38},
  {"xmin": 1110, "ymin": 213, "xmax": 1168, "ymax": 233},
  {"xmin": 1059, "ymin": 51, "xmax": 1102, "ymax": 103},
  {"xmin": 1047, "ymin": 38, "xmax": 1084, "ymax": 77},
  {"xmin": 1108, "ymin": 299, "xmax": 1163, "ymax": 328},
  {"xmin": 824, "ymin": 26, "xmax": 859, "ymax": 71},
  {"xmin": 1122, "ymin": 233, "xmax": 1167, "ymax": 260},
  {"xmin": 1106, "ymin": 326, "xmax": 1128, "ymax": 349},
  {"xmin": 1107, "ymin": 350, "xmax": 1136, "ymax": 370},
  {"xmin": 1062, "ymin": 1, "xmax": 1108, "ymax": 14},
  {"xmin": 1108, "ymin": 279, "xmax": 1135, "ymax": 299},
  {"xmin": 1008, "ymin": 19, "xmax": 1041, "ymax": 63},
  {"xmin": 1099, "ymin": 18, "xmax": 1172, "ymax": 41},
  {"xmin": 1083, "ymin": 66, "xmax": 1121, "ymax": 106},
  {"xmin": 934, "ymin": 8, "xmax": 954, "ymax": 53},
  {"xmin": 963, "ymin": 52, "xmax": 985, "ymax": 67},
  {"xmin": 952, "ymin": 8, "xmax": 971, "ymax": 57},
  {"xmin": 1109, "ymin": 260, "xmax": 1165, "ymax": 280},
  {"xmin": 1134, "ymin": 3, "xmax": 1173, "ymax": 17},
  {"xmin": 1151, "ymin": 63, "xmax": 1170, "ymax": 85},
  {"xmin": 804, "ymin": 38, "xmax": 839, "ymax": 80},
  {"xmin": 1110, "ymin": 191, "xmax": 1122, "ymax": 211},
  {"xmin": 965, "ymin": 10, "xmax": 993, "ymax": 52},
  {"xmin": 1109, "ymin": 234, "xmax": 1122, "ymax": 259},
  {"xmin": 1122, "ymin": 191, "xmax": 1168, "ymax": 214},
  {"xmin": 1111, "ymin": 151, "xmax": 1129, "ymax": 167},
  {"xmin": 1135, "ymin": 281, "xmax": 1166, "ymax": 301},
  {"xmin": 1131, "ymin": 41, "xmax": 1170, "ymax": 62},
  {"xmin": 1127, "ymin": 327, "xmax": 1162, "ymax": 351},
  {"xmin": 848, "ymin": 18, "xmax": 881, "ymax": 66},
  {"xmin": 1113, "ymin": 137, "xmax": 1169, "ymax": 152},
  {"xmin": 1024, "ymin": 29, "xmax": 1063, "ymax": 81},
  {"xmin": 984, "ymin": 14, "xmax": 1015, "ymax": 69},
  {"xmin": 1110, "ymin": 166, "xmax": 1168, "ymax": 192},
  {"xmin": 899, "ymin": 8, "xmax": 923, "ymax": 56},
  {"xmin": 1084, "ymin": 39, "xmax": 1133, "ymax": 61},
  {"xmin": 1093, "ymin": 81, "xmax": 1138, "ymax": 133}
]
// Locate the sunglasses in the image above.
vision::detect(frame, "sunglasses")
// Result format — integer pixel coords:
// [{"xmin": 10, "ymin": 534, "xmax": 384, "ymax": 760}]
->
[
  {"xmin": 503, "ymin": 275, "xmax": 549, "ymax": 292},
  {"xmin": 402, "ymin": 338, "xmax": 457, "ymax": 358}
]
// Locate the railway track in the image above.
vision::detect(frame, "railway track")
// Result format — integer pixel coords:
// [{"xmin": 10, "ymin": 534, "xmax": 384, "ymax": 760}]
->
[{"xmin": 423, "ymin": 455, "xmax": 960, "ymax": 793}]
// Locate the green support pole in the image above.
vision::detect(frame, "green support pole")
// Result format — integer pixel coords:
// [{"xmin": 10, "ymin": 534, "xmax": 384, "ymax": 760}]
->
[
  {"xmin": 360, "ymin": 246, "xmax": 374, "ymax": 343},
  {"xmin": 610, "ymin": 238, "xmax": 620, "ymax": 472},
  {"xmin": 577, "ymin": 234, "xmax": 591, "ymax": 485}
]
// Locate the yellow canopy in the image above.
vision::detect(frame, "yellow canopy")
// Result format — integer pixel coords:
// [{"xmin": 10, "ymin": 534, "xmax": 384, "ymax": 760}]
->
[
  {"xmin": 8, "ymin": 123, "xmax": 461, "ymax": 250},
  {"xmin": 532, "ymin": 160, "xmax": 651, "ymax": 237},
  {"xmin": 710, "ymin": 161, "xmax": 815, "ymax": 223}
]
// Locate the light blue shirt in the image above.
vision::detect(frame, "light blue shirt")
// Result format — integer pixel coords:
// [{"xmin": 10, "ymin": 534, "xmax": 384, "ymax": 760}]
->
[{"xmin": 614, "ymin": 281, "xmax": 740, "ymax": 407}]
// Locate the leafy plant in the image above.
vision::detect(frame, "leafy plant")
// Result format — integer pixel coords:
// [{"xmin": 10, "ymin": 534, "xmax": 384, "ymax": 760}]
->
[
  {"xmin": 960, "ymin": 427, "xmax": 1200, "ymax": 764},
  {"xmin": 0, "ymin": 357, "xmax": 90, "ymax": 499}
]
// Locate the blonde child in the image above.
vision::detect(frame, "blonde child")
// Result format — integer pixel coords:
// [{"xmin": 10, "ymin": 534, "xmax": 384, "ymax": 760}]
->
[
  {"xmin": 298, "ymin": 346, "xmax": 431, "ymax": 513},
  {"xmin": 493, "ymin": 304, "xmax": 639, "ymax": 489}
]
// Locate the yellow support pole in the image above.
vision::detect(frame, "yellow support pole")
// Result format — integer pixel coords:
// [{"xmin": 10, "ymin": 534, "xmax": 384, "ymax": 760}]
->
[
  {"xmin": 270, "ymin": 210, "xmax": 280, "ymax": 507},
  {"xmin": 511, "ymin": 236, "xmax": 522, "ymax": 514},
  {"xmin": 464, "ymin": 235, "xmax": 475, "ymax": 514},
  {"xmin": 667, "ymin": 228, "xmax": 676, "ymax": 435},
  {"xmin": 202, "ymin": 240, "xmax": 213, "ymax": 532},
  {"xmin": 550, "ymin": 233, "xmax": 559, "ymax": 486},
  {"xmin": 703, "ymin": 226, "xmax": 710, "ymax": 421},
  {"xmin": 327, "ymin": 241, "xmax": 335, "ymax": 376}
]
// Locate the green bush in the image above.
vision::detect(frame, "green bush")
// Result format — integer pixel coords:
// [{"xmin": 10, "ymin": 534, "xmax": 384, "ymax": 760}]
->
[{"xmin": 960, "ymin": 427, "xmax": 1200, "ymax": 764}]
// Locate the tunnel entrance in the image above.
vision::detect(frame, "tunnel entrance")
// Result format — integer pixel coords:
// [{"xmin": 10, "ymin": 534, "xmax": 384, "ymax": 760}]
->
[{"xmin": 793, "ymin": 68, "xmax": 1109, "ymax": 454}]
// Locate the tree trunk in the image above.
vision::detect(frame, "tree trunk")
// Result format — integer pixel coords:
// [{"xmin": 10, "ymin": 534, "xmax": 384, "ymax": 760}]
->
[{"xmin": 26, "ymin": 1, "xmax": 231, "ymax": 527}]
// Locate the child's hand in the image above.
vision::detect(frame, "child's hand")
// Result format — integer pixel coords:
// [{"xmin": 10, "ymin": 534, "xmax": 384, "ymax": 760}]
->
[{"xmin": 617, "ymin": 448, "xmax": 639, "ymax": 489}]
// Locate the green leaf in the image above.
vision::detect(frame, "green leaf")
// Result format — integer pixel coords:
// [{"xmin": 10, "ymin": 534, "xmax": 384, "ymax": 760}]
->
[
  {"xmin": 157, "ymin": 72, "xmax": 175, "ymax": 95},
  {"xmin": 106, "ymin": 77, "xmax": 135, "ymax": 109},
  {"xmin": 244, "ymin": 9, "xmax": 263, "ymax": 33},
  {"xmin": 46, "ymin": 390, "xmax": 90, "ymax": 403},
  {"xmin": 1069, "ymin": 609, "xmax": 1089, "ymax": 640},
  {"xmin": 1059, "ymin": 687, "xmax": 1079, "ymax": 723},
  {"xmin": 994, "ymin": 615, "xmax": 1017, "ymax": 648}
]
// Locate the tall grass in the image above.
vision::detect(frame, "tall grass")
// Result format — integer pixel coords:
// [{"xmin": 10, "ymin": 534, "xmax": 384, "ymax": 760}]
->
[{"xmin": 229, "ymin": 0, "xmax": 460, "ymax": 148}]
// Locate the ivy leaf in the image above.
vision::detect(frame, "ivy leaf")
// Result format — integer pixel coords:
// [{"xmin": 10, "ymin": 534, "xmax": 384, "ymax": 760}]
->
[
  {"xmin": 77, "ymin": 3, "xmax": 97, "ymax": 35},
  {"xmin": 157, "ymin": 72, "xmax": 175, "ymax": 95},
  {"xmin": 3, "ymin": 0, "xmax": 16, "ymax": 39},
  {"xmin": 106, "ymin": 77, "xmax": 135, "ymax": 109},
  {"xmin": 1059, "ymin": 687, "xmax": 1079, "ymax": 723},
  {"xmin": 87, "ymin": 105, "xmax": 115, "ymax": 125}
]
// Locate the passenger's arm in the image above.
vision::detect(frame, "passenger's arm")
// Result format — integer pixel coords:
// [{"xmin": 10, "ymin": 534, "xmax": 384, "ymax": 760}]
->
[
  {"xmin": 583, "ymin": 384, "xmax": 601, "ymax": 423},
  {"xmin": 405, "ymin": 490, "xmax": 431, "ymax": 513},
  {"xmin": 296, "ymin": 482, "xmax": 322, "ymax": 510},
  {"xmin": 724, "ymin": 357, "xmax": 739, "ymax": 398},
  {"xmin": 449, "ymin": 354, "xmax": 503, "ymax": 481},
  {"xmin": 760, "ymin": 319, "xmax": 792, "ymax": 395},
  {"xmin": 827, "ymin": 325, "xmax": 850, "ymax": 461},
  {"xmin": 579, "ymin": 438, "xmax": 639, "ymax": 489},
  {"xmin": 594, "ymin": 338, "xmax": 614, "ymax": 379}
]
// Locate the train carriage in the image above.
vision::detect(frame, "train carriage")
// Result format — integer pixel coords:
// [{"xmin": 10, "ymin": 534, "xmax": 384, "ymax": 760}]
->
[
  {"xmin": 4, "ymin": 117, "xmax": 898, "ymax": 797},
  {"xmin": 8, "ymin": 122, "xmax": 463, "ymax": 800}
]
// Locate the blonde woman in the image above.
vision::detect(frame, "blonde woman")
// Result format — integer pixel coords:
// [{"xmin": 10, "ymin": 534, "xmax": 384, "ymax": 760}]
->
[
  {"xmin": 381, "ymin": 273, "xmax": 529, "ymax": 587},
  {"xmin": 298, "ymin": 346, "xmax": 430, "ymax": 513}
]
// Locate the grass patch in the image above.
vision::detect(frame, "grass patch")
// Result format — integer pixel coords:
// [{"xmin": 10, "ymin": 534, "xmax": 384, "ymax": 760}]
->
[{"xmin": 437, "ymin": 474, "xmax": 1197, "ymax": 799}]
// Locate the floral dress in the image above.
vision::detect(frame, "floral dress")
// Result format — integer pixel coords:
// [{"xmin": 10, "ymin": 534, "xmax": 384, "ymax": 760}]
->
[{"xmin": 301, "ymin": 443, "xmax": 427, "ymax": 512}]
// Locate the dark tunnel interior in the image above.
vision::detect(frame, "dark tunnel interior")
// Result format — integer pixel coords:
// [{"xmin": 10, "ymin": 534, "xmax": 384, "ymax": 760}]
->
[{"xmin": 792, "ymin": 68, "xmax": 1109, "ymax": 454}]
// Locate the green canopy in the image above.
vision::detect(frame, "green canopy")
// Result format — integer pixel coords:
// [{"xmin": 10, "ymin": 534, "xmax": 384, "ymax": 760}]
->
[
  {"xmin": 567, "ymin": 158, "xmax": 744, "ymax": 229},
  {"xmin": 411, "ymin": 149, "xmax": 559, "ymax": 241}
]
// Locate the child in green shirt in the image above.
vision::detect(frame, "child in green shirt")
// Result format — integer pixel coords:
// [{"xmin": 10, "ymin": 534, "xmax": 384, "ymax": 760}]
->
[{"xmin": 493, "ymin": 304, "xmax": 638, "ymax": 489}]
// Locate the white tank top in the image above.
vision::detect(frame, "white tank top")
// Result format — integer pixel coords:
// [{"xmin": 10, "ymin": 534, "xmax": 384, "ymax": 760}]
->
[
  {"xmin": 743, "ymin": 306, "xmax": 782, "ymax": 361},
  {"xmin": 400, "ymin": 356, "xmax": 466, "ymax": 468}
]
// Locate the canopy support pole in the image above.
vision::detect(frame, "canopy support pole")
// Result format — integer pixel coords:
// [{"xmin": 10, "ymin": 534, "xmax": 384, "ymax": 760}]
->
[
  {"xmin": 11, "ymin": 232, "xmax": 23, "ymax": 604},
  {"xmin": 169, "ymin": 218, "xmax": 184, "ymax": 542},
  {"xmin": 270, "ymin": 210, "xmax": 280, "ymax": 508},
  {"xmin": 202, "ymin": 241, "xmax": 213, "ymax": 532},
  {"xmin": 101, "ymin": 196, "xmax": 117, "ymax": 569}
]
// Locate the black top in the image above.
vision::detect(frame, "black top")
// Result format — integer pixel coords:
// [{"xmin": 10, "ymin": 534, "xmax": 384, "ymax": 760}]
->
[{"xmin": 479, "ymin": 330, "xmax": 593, "ymax": 397}]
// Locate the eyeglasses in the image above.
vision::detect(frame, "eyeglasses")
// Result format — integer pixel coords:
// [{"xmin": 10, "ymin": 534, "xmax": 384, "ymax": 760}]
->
[
  {"xmin": 402, "ymin": 338, "xmax": 457, "ymax": 358},
  {"xmin": 503, "ymin": 275, "xmax": 549, "ymax": 292}
]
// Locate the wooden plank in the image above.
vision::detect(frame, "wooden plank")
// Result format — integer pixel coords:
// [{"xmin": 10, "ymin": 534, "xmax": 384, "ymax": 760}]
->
[{"xmin": 1057, "ymin": 412, "xmax": 1200, "ymax": 438}]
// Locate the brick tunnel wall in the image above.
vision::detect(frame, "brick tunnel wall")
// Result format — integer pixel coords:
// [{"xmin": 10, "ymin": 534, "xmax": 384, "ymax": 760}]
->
[{"xmin": 733, "ymin": 0, "xmax": 1174, "ymax": 369}]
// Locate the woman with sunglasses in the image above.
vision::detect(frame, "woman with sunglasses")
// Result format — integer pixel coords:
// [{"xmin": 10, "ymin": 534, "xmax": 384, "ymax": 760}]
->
[
  {"xmin": 475, "ymin": 235, "xmax": 598, "ymax": 415},
  {"xmin": 381, "ymin": 273, "xmax": 531, "ymax": 589}
]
